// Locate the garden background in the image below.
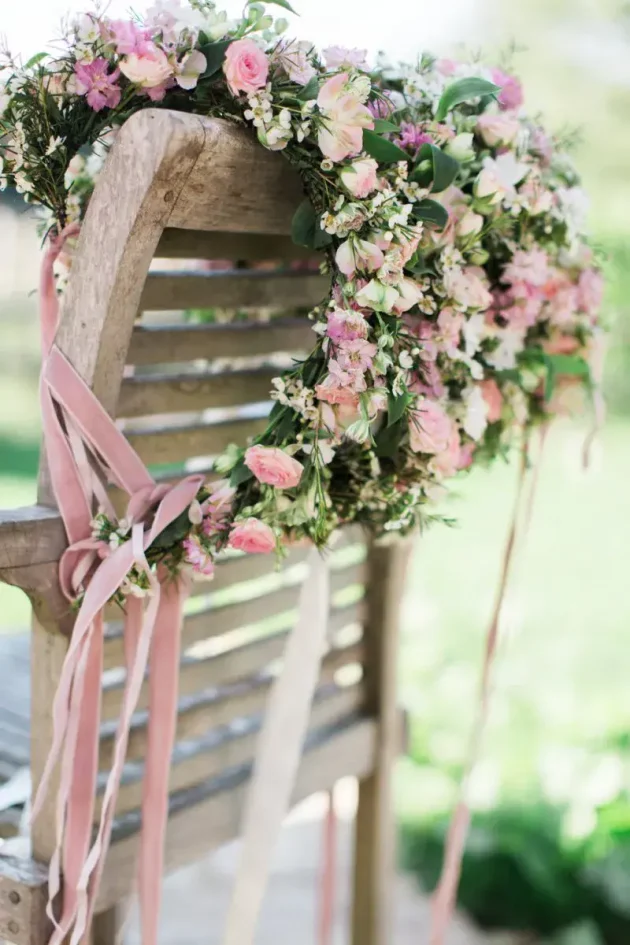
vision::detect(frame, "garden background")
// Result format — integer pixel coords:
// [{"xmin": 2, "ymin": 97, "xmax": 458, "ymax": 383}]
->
[{"xmin": 1, "ymin": 0, "xmax": 629, "ymax": 941}]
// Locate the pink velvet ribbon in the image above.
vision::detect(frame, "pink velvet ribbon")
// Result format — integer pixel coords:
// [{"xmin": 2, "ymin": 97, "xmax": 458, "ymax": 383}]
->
[{"xmin": 33, "ymin": 229, "xmax": 200, "ymax": 944}]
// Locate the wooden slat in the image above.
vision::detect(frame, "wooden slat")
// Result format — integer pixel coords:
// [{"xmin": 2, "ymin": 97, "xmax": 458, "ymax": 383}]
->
[
  {"xmin": 125, "ymin": 416, "xmax": 267, "ymax": 466},
  {"xmin": 167, "ymin": 116, "xmax": 304, "ymax": 235},
  {"xmin": 155, "ymin": 229, "xmax": 317, "ymax": 261},
  {"xmin": 98, "ymin": 682, "xmax": 365, "ymax": 819},
  {"xmin": 0, "ymin": 855, "xmax": 50, "ymax": 945},
  {"xmin": 96, "ymin": 718, "xmax": 377, "ymax": 911},
  {"xmin": 118, "ymin": 367, "xmax": 276, "ymax": 419},
  {"xmin": 140, "ymin": 270, "xmax": 327, "ymax": 312},
  {"xmin": 127, "ymin": 318, "xmax": 313, "ymax": 367},
  {"xmin": 99, "ymin": 615, "xmax": 366, "ymax": 769},
  {"xmin": 0, "ymin": 506, "xmax": 65, "ymax": 573}
]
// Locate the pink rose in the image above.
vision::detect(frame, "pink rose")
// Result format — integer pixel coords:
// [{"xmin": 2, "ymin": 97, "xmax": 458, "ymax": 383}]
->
[
  {"xmin": 229, "ymin": 518, "xmax": 276, "ymax": 554},
  {"xmin": 339, "ymin": 157, "xmax": 379, "ymax": 198},
  {"xmin": 491, "ymin": 68, "xmax": 524, "ymax": 111},
  {"xmin": 480, "ymin": 378, "xmax": 503, "ymax": 423},
  {"xmin": 244, "ymin": 445, "xmax": 303, "ymax": 489},
  {"xmin": 476, "ymin": 113, "xmax": 520, "ymax": 147},
  {"xmin": 119, "ymin": 43, "xmax": 173, "ymax": 90},
  {"xmin": 223, "ymin": 39, "xmax": 269, "ymax": 97},
  {"xmin": 409, "ymin": 400, "xmax": 452, "ymax": 454}
]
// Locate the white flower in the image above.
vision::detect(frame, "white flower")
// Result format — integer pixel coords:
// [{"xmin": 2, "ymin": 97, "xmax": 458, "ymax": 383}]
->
[
  {"xmin": 13, "ymin": 172, "xmax": 34, "ymax": 195},
  {"xmin": 188, "ymin": 500, "xmax": 203, "ymax": 525},
  {"xmin": 355, "ymin": 279, "xmax": 399, "ymax": 313},
  {"xmin": 74, "ymin": 13, "xmax": 100, "ymax": 44},
  {"xmin": 462, "ymin": 312, "xmax": 486, "ymax": 358},
  {"xmin": 175, "ymin": 50, "xmax": 207, "ymax": 91},
  {"xmin": 399, "ymin": 350, "xmax": 414, "ymax": 370},
  {"xmin": 0, "ymin": 90, "xmax": 10, "ymax": 118},
  {"xmin": 45, "ymin": 135, "xmax": 64, "ymax": 156},
  {"xmin": 446, "ymin": 132, "xmax": 475, "ymax": 162},
  {"xmin": 556, "ymin": 186, "xmax": 590, "ymax": 237},
  {"xmin": 462, "ymin": 385, "xmax": 488, "ymax": 441},
  {"xmin": 475, "ymin": 153, "xmax": 529, "ymax": 204},
  {"xmin": 485, "ymin": 329, "xmax": 526, "ymax": 371}
]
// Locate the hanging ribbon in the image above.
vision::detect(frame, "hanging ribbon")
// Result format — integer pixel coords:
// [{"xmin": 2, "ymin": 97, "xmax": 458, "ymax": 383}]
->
[
  {"xmin": 33, "ymin": 232, "xmax": 332, "ymax": 945},
  {"xmin": 429, "ymin": 426, "xmax": 548, "ymax": 945}
]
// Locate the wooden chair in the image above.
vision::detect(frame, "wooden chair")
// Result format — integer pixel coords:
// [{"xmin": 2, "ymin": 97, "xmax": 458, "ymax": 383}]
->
[{"xmin": 0, "ymin": 109, "xmax": 409, "ymax": 945}]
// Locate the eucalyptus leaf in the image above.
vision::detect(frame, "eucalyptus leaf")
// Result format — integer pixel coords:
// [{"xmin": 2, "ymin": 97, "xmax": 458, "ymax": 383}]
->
[
  {"xmin": 387, "ymin": 391, "xmax": 414, "ymax": 427},
  {"xmin": 413, "ymin": 142, "xmax": 459, "ymax": 194},
  {"xmin": 199, "ymin": 40, "xmax": 231, "ymax": 79},
  {"xmin": 435, "ymin": 76, "xmax": 501, "ymax": 121},
  {"xmin": 372, "ymin": 118, "xmax": 399, "ymax": 134},
  {"xmin": 413, "ymin": 198, "xmax": 449, "ymax": 229},
  {"xmin": 296, "ymin": 75, "xmax": 319, "ymax": 101},
  {"xmin": 362, "ymin": 129, "xmax": 409, "ymax": 163}
]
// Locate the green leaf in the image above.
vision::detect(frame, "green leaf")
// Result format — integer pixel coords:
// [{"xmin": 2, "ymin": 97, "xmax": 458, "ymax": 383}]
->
[
  {"xmin": 291, "ymin": 199, "xmax": 331, "ymax": 249},
  {"xmin": 24, "ymin": 52, "xmax": 48, "ymax": 70},
  {"xmin": 199, "ymin": 40, "xmax": 232, "ymax": 79},
  {"xmin": 250, "ymin": 0, "xmax": 298, "ymax": 12},
  {"xmin": 296, "ymin": 75, "xmax": 319, "ymax": 100},
  {"xmin": 435, "ymin": 77, "xmax": 501, "ymax": 121},
  {"xmin": 405, "ymin": 251, "xmax": 434, "ymax": 276},
  {"xmin": 387, "ymin": 391, "xmax": 414, "ymax": 427},
  {"xmin": 230, "ymin": 462, "xmax": 255, "ymax": 487},
  {"xmin": 362, "ymin": 129, "xmax": 409, "ymax": 164},
  {"xmin": 375, "ymin": 418, "xmax": 404, "ymax": 458},
  {"xmin": 413, "ymin": 198, "xmax": 449, "ymax": 229},
  {"xmin": 545, "ymin": 354, "xmax": 590, "ymax": 377},
  {"xmin": 412, "ymin": 142, "xmax": 459, "ymax": 194},
  {"xmin": 372, "ymin": 118, "xmax": 399, "ymax": 134}
]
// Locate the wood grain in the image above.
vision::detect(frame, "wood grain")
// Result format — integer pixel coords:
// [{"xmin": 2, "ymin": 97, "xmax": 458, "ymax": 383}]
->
[
  {"xmin": 0, "ymin": 854, "xmax": 49, "ymax": 945},
  {"xmin": 139, "ymin": 270, "xmax": 327, "ymax": 312},
  {"xmin": 155, "ymin": 229, "xmax": 316, "ymax": 261},
  {"xmin": 127, "ymin": 319, "xmax": 313, "ymax": 367},
  {"xmin": 0, "ymin": 507, "xmax": 65, "ymax": 574},
  {"xmin": 125, "ymin": 416, "xmax": 268, "ymax": 466}
]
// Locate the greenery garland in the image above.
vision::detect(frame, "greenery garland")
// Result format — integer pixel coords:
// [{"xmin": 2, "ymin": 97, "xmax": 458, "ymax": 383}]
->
[{"xmin": 0, "ymin": 0, "xmax": 604, "ymax": 593}]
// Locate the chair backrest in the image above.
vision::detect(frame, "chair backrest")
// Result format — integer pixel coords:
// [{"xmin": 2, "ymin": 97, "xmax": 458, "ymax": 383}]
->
[{"xmin": 1, "ymin": 109, "xmax": 407, "ymax": 940}]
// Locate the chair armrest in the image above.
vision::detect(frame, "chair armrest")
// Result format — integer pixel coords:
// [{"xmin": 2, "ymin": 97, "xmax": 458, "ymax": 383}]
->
[
  {"xmin": 0, "ymin": 854, "xmax": 49, "ymax": 945},
  {"xmin": 0, "ymin": 507, "xmax": 65, "ymax": 574}
]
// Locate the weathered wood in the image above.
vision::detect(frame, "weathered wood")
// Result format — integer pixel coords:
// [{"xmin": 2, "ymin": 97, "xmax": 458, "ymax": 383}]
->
[
  {"xmin": 127, "ymin": 319, "xmax": 313, "ymax": 367},
  {"xmin": 140, "ymin": 270, "xmax": 327, "ymax": 312},
  {"xmin": 0, "ymin": 507, "xmax": 65, "ymax": 574},
  {"xmin": 125, "ymin": 416, "xmax": 268, "ymax": 466},
  {"xmin": 0, "ymin": 854, "xmax": 49, "ymax": 945},
  {"xmin": 117, "ymin": 367, "xmax": 277, "ymax": 419},
  {"xmin": 155, "ymin": 228, "xmax": 316, "ymax": 261},
  {"xmin": 351, "ymin": 540, "xmax": 412, "ymax": 945},
  {"xmin": 99, "ymin": 620, "xmax": 366, "ymax": 770},
  {"xmin": 98, "ymin": 682, "xmax": 365, "ymax": 819},
  {"xmin": 96, "ymin": 718, "xmax": 377, "ymax": 912},
  {"xmin": 89, "ymin": 906, "xmax": 122, "ymax": 945},
  {"xmin": 167, "ymin": 117, "xmax": 304, "ymax": 236}
]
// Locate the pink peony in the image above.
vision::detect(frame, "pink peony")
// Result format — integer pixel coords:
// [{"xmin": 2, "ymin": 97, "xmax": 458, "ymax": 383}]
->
[
  {"xmin": 491, "ymin": 68, "xmax": 524, "ymax": 111},
  {"xmin": 223, "ymin": 39, "xmax": 269, "ymax": 96},
  {"xmin": 119, "ymin": 43, "xmax": 173, "ymax": 89},
  {"xmin": 409, "ymin": 400, "xmax": 452, "ymax": 454},
  {"xmin": 322, "ymin": 46, "xmax": 368, "ymax": 70},
  {"xmin": 244, "ymin": 445, "xmax": 303, "ymax": 490},
  {"xmin": 476, "ymin": 112, "xmax": 520, "ymax": 147},
  {"xmin": 74, "ymin": 58, "xmax": 122, "ymax": 112},
  {"xmin": 480, "ymin": 378, "xmax": 503, "ymax": 423},
  {"xmin": 339, "ymin": 157, "xmax": 379, "ymax": 198},
  {"xmin": 229, "ymin": 518, "xmax": 276, "ymax": 554},
  {"xmin": 577, "ymin": 268, "xmax": 604, "ymax": 317}
]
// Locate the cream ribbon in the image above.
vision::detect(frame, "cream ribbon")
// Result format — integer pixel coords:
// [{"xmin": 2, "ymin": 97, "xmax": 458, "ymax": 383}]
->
[{"xmin": 221, "ymin": 548, "xmax": 330, "ymax": 945}]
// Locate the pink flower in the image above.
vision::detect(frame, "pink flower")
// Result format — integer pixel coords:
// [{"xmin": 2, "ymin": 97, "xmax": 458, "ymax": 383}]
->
[
  {"xmin": 323, "ymin": 46, "xmax": 368, "ymax": 70},
  {"xmin": 479, "ymin": 378, "xmax": 503, "ymax": 422},
  {"xmin": 491, "ymin": 68, "xmax": 524, "ymax": 111},
  {"xmin": 543, "ymin": 334, "xmax": 580, "ymax": 355},
  {"xmin": 105, "ymin": 19, "xmax": 149, "ymax": 56},
  {"xmin": 577, "ymin": 268, "xmax": 603, "ymax": 317},
  {"xmin": 276, "ymin": 40, "xmax": 316, "ymax": 86},
  {"xmin": 339, "ymin": 157, "xmax": 379, "ymax": 198},
  {"xmin": 367, "ymin": 93, "xmax": 394, "ymax": 119},
  {"xmin": 444, "ymin": 266, "xmax": 493, "ymax": 311},
  {"xmin": 458, "ymin": 441, "xmax": 476, "ymax": 469},
  {"xmin": 223, "ymin": 39, "xmax": 269, "ymax": 96},
  {"xmin": 317, "ymin": 73, "xmax": 374, "ymax": 163},
  {"xmin": 431, "ymin": 424, "xmax": 462, "ymax": 478},
  {"xmin": 336, "ymin": 338, "xmax": 377, "ymax": 373},
  {"xmin": 437, "ymin": 307, "xmax": 464, "ymax": 348},
  {"xmin": 316, "ymin": 359, "xmax": 363, "ymax": 404},
  {"xmin": 435, "ymin": 58, "xmax": 458, "ymax": 76},
  {"xmin": 545, "ymin": 277, "xmax": 579, "ymax": 326},
  {"xmin": 410, "ymin": 361, "xmax": 445, "ymax": 400},
  {"xmin": 229, "ymin": 518, "xmax": 276, "ymax": 554},
  {"xmin": 531, "ymin": 127, "xmax": 553, "ymax": 166},
  {"xmin": 336, "ymin": 237, "xmax": 384, "ymax": 276},
  {"xmin": 326, "ymin": 308, "xmax": 368, "ymax": 344},
  {"xmin": 183, "ymin": 536, "xmax": 215, "ymax": 577},
  {"xmin": 504, "ymin": 249, "xmax": 549, "ymax": 287},
  {"xmin": 201, "ymin": 480, "xmax": 235, "ymax": 534},
  {"xmin": 244, "ymin": 445, "xmax": 304, "ymax": 489},
  {"xmin": 397, "ymin": 122, "xmax": 432, "ymax": 154},
  {"xmin": 74, "ymin": 59, "xmax": 122, "ymax": 112},
  {"xmin": 409, "ymin": 400, "xmax": 452, "ymax": 454},
  {"xmin": 476, "ymin": 113, "xmax": 520, "ymax": 147},
  {"xmin": 119, "ymin": 44, "xmax": 173, "ymax": 89},
  {"xmin": 393, "ymin": 278, "xmax": 425, "ymax": 314},
  {"xmin": 500, "ymin": 281, "xmax": 544, "ymax": 329}
]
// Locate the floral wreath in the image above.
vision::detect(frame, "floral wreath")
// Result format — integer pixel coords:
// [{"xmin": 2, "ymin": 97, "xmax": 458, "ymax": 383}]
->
[{"xmin": 0, "ymin": 0, "xmax": 604, "ymax": 595}]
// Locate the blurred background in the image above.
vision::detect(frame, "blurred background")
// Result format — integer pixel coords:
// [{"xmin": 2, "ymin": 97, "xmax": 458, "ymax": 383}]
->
[{"xmin": 1, "ymin": 1, "xmax": 630, "ymax": 943}]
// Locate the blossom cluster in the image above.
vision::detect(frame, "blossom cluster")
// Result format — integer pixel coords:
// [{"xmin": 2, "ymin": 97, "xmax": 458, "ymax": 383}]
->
[{"xmin": 0, "ymin": 0, "xmax": 604, "ymax": 590}]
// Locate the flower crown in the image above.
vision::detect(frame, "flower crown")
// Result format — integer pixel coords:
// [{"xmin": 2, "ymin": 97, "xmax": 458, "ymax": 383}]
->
[{"xmin": 0, "ymin": 0, "xmax": 604, "ymax": 593}]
